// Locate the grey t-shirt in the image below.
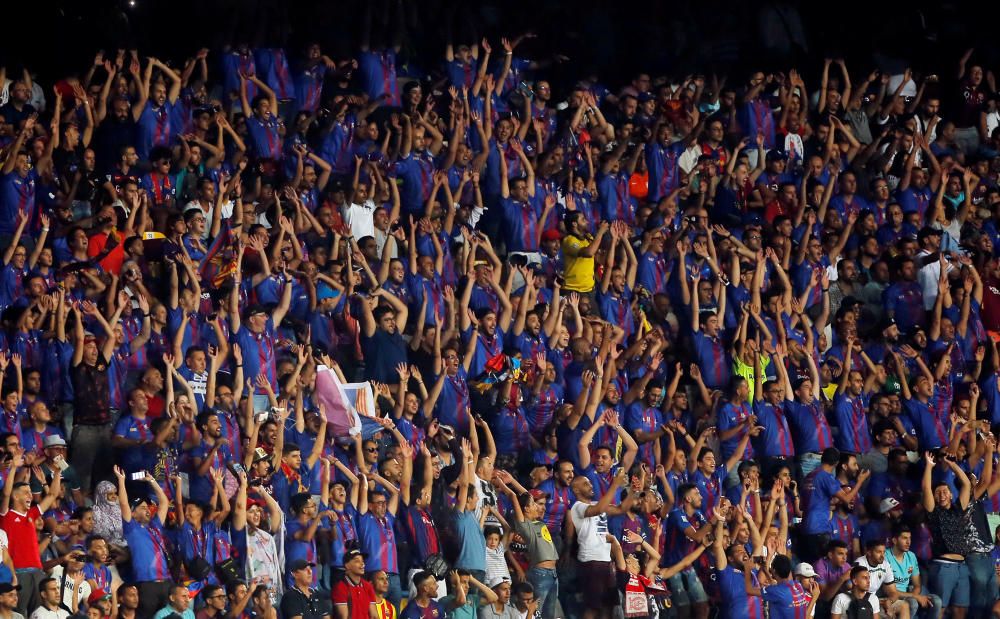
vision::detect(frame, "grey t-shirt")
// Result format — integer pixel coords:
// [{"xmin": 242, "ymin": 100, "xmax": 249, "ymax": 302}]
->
[
  {"xmin": 513, "ymin": 519, "xmax": 559, "ymax": 565},
  {"xmin": 480, "ymin": 603, "xmax": 520, "ymax": 619}
]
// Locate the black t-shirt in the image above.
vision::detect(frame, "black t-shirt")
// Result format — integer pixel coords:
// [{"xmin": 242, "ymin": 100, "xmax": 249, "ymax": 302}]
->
[
  {"xmin": 71, "ymin": 355, "xmax": 112, "ymax": 425},
  {"xmin": 280, "ymin": 586, "xmax": 331, "ymax": 619}
]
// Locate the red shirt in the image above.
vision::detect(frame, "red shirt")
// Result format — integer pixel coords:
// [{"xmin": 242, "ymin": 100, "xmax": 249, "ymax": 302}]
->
[
  {"xmin": 143, "ymin": 392, "xmax": 165, "ymax": 419},
  {"xmin": 332, "ymin": 576, "xmax": 376, "ymax": 619},
  {"xmin": 1, "ymin": 505, "xmax": 42, "ymax": 568},
  {"xmin": 983, "ymin": 276, "xmax": 1000, "ymax": 333}
]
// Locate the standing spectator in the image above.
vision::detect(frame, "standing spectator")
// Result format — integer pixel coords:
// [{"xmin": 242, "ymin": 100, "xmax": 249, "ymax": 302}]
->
[
  {"xmin": 69, "ymin": 303, "xmax": 116, "ymax": 494},
  {"xmin": 112, "ymin": 466, "xmax": 171, "ymax": 619},
  {"xmin": 497, "ymin": 480, "xmax": 558, "ymax": 619},
  {"xmin": 1, "ymin": 458, "xmax": 61, "ymax": 615},
  {"xmin": 569, "ymin": 468, "xmax": 633, "ymax": 619}
]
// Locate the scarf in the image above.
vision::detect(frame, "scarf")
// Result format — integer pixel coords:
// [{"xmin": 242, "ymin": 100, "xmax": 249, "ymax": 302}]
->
[{"xmin": 92, "ymin": 481, "xmax": 125, "ymax": 546}]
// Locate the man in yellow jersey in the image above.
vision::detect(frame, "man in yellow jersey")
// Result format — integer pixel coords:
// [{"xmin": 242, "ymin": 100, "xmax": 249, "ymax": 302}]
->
[
  {"xmin": 561, "ymin": 213, "xmax": 609, "ymax": 295},
  {"xmin": 372, "ymin": 571, "xmax": 396, "ymax": 619}
]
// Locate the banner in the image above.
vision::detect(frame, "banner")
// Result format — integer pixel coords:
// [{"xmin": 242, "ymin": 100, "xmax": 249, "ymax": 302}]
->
[{"xmin": 314, "ymin": 365, "xmax": 375, "ymax": 439}]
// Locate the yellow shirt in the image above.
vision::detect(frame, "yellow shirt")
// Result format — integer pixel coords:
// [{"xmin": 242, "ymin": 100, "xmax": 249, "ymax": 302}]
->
[
  {"xmin": 376, "ymin": 598, "xmax": 396, "ymax": 619},
  {"xmin": 562, "ymin": 234, "xmax": 596, "ymax": 292},
  {"xmin": 732, "ymin": 354, "xmax": 768, "ymax": 403}
]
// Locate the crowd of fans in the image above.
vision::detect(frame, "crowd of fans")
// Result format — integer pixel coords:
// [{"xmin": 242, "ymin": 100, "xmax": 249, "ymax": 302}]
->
[{"xmin": 4, "ymin": 4, "xmax": 1000, "ymax": 619}]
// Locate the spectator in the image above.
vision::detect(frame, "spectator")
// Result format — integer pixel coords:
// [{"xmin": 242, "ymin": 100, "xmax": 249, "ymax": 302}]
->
[
  {"xmin": 151, "ymin": 585, "xmax": 194, "ymax": 619},
  {"xmin": 282, "ymin": 560, "xmax": 329, "ymax": 619},
  {"xmin": 26, "ymin": 579, "xmax": 68, "ymax": 619}
]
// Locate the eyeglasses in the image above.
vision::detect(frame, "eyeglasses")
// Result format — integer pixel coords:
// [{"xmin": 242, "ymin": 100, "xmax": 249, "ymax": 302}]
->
[{"xmin": 365, "ymin": 447, "xmax": 378, "ymax": 453}]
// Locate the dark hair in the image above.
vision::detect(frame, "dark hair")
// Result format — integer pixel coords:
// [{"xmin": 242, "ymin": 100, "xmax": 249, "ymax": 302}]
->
[
  {"xmin": 412, "ymin": 571, "xmax": 435, "ymax": 588},
  {"xmin": 512, "ymin": 582, "xmax": 535, "ymax": 596},
  {"xmin": 821, "ymin": 447, "xmax": 841, "ymax": 467},
  {"xmin": 676, "ymin": 483, "xmax": 697, "ymax": 502},
  {"xmin": 850, "ymin": 565, "xmax": 869, "ymax": 580},
  {"xmin": 202, "ymin": 585, "xmax": 224, "ymax": 601},
  {"xmin": 771, "ymin": 554, "xmax": 792, "ymax": 578},
  {"xmin": 290, "ymin": 493, "xmax": 312, "ymax": 514},
  {"xmin": 826, "ymin": 539, "xmax": 848, "ymax": 554},
  {"xmin": 484, "ymin": 526, "xmax": 502, "ymax": 538},
  {"xmin": 117, "ymin": 583, "xmax": 138, "ymax": 597},
  {"xmin": 864, "ymin": 538, "xmax": 886, "ymax": 551},
  {"xmin": 38, "ymin": 577, "xmax": 56, "ymax": 594}
]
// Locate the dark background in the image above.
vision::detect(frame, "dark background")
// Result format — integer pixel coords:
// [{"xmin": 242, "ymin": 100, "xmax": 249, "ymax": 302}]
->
[{"xmin": 9, "ymin": 0, "xmax": 1000, "ymax": 93}]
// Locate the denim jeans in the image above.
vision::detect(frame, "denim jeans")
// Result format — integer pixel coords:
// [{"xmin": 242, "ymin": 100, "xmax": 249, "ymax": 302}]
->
[
  {"xmin": 928, "ymin": 560, "xmax": 971, "ymax": 608},
  {"xmin": 904, "ymin": 593, "xmax": 943, "ymax": 619},
  {"xmin": 528, "ymin": 566, "xmax": 559, "ymax": 619},
  {"xmin": 966, "ymin": 552, "xmax": 997, "ymax": 618},
  {"xmin": 797, "ymin": 452, "xmax": 821, "ymax": 479}
]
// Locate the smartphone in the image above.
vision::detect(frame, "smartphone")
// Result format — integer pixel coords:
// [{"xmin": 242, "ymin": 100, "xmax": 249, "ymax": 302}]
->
[
  {"xmin": 130, "ymin": 471, "xmax": 146, "ymax": 481},
  {"xmin": 229, "ymin": 462, "xmax": 246, "ymax": 476},
  {"xmin": 53, "ymin": 455, "xmax": 69, "ymax": 472},
  {"xmin": 256, "ymin": 412, "xmax": 269, "ymax": 423}
]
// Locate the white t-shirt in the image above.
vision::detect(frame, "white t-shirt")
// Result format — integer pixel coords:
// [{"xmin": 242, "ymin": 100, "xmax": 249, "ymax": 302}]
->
[
  {"xmin": 570, "ymin": 501, "xmax": 611, "ymax": 562},
  {"xmin": 48, "ymin": 565, "xmax": 92, "ymax": 613},
  {"xmin": 343, "ymin": 200, "xmax": 377, "ymax": 241},
  {"xmin": 831, "ymin": 592, "xmax": 876, "ymax": 616},
  {"xmin": 28, "ymin": 608, "xmax": 69, "ymax": 619}
]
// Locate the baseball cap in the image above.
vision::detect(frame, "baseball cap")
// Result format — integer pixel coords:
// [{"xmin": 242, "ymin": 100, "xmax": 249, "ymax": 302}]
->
[
  {"xmin": 87, "ymin": 590, "xmax": 111, "ymax": 606},
  {"xmin": 879, "ymin": 497, "xmax": 901, "ymax": 514},
  {"xmin": 245, "ymin": 304, "xmax": 269, "ymax": 318},
  {"xmin": 541, "ymin": 229, "xmax": 562, "ymax": 242},
  {"xmin": 316, "ymin": 282, "xmax": 338, "ymax": 302},
  {"xmin": 766, "ymin": 149, "xmax": 789, "ymax": 162},
  {"xmin": 488, "ymin": 575, "xmax": 512, "ymax": 588},
  {"xmin": 288, "ymin": 559, "xmax": 316, "ymax": 572},
  {"xmin": 129, "ymin": 497, "xmax": 148, "ymax": 511},
  {"xmin": 43, "ymin": 435, "xmax": 67, "ymax": 448},
  {"xmin": 528, "ymin": 489, "xmax": 549, "ymax": 501},
  {"xmin": 794, "ymin": 563, "xmax": 817, "ymax": 578},
  {"xmin": 344, "ymin": 548, "xmax": 367, "ymax": 564},
  {"xmin": 0, "ymin": 583, "xmax": 20, "ymax": 595}
]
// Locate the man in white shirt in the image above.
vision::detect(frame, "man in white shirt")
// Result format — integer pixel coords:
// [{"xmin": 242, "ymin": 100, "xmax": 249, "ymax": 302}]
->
[
  {"xmin": 27, "ymin": 579, "xmax": 69, "ymax": 619},
  {"xmin": 915, "ymin": 229, "xmax": 954, "ymax": 310},
  {"xmin": 569, "ymin": 468, "xmax": 634, "ymax": 619},
  {"xmin": 854, "ymin": 539, "xmax": 907, "ymax": 619},
  {"xmin": 343, "ymin": 180, "xmax": 376, "ymax": 241},
  {"xmin": 831, "ymin": 566, "xmax": 878, "ymax": 619}
]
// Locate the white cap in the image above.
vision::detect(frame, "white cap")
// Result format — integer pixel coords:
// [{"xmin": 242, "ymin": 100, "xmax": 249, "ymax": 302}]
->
[
  {"xmin": 879, "ymin": 497, "xmax": 901, "ymax": 514},
  {"xmin": 794, "ymin": 563, "xmax": 817, "ymax": 578},
  {"xmin": 488, "ymin": 575, "xmax": 512, "ymax": 589}
]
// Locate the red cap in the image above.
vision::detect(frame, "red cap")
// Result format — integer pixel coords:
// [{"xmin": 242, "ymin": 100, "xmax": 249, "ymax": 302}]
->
[
  {"xmin": 528, "ymin": 489, "xmax": 549, "ymax": 501},
  {"xmin": 541, "ymin": 229, "xmax": 562, "ymax": 242}
]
